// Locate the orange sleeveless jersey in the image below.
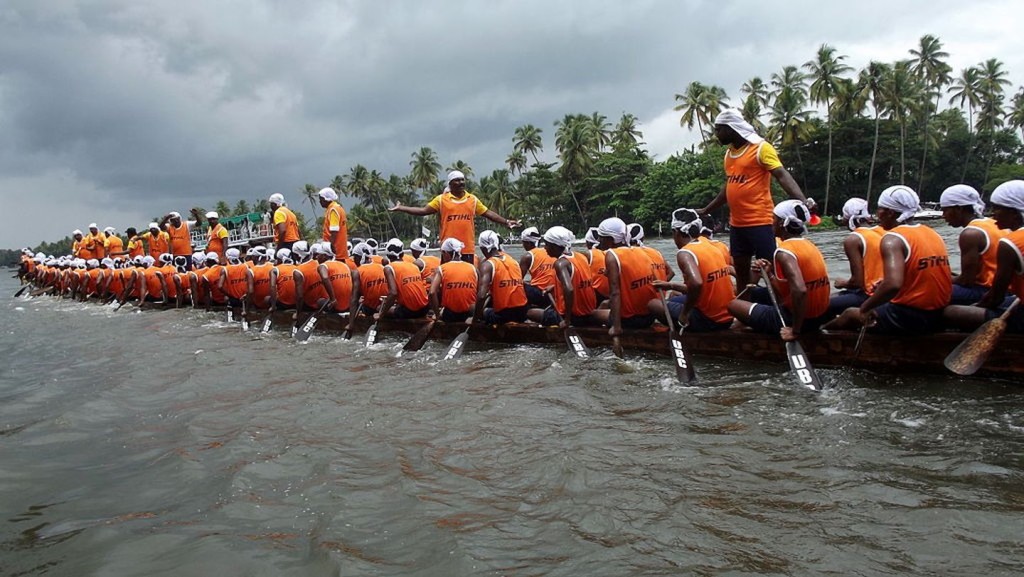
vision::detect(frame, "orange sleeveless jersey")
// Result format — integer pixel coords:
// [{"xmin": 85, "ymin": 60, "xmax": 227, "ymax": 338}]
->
[
  {"xmin": 104, "ymin": 235, "xmax": 124, "ymax": 258},
  {"xmin": 127, "ymin": 237, "xmax": 145, "ymax": 259},
  {"xmin": 86, "ymin": 269, "xmax": 101, "ymax": 294},
  {"xmin": 439, "ymin": 193, "xmax": 482, "ymax": 254},
  {"xmin": 222, "ymin": 263, "xmax": 249, "ymax": 300},
  {"xmin": 588, "ymin": 248, "xmax": 609, "ymax": 296},
  {"xmin": 388, "ymin": 261, "xmax": 429, "ymax": 310},
  {"xmin": 357, "ymin": 262, "xmax": 388, "ymax": 309},
  {"xmin": 680, "ymin": 239, "xmax": 735, "ymax": 323},
  {"xmin": 723, "ymin": 142, "xmax": 776, "ymax": 227},
  {"xmin": 401, "ymin": 253, "xmax": 415, "ymax": 264},
  {"xmin": 552, "ymin": 252, "xmax": 596, "ymax": 317},
  {"xmin": 168, "ymin": 222, "xmax": 192, "ymax": 256},
  {"xmin": 273, "ymin": 206, "xmax": 301, "ymax": 243},
  {"xmin": 419, "ymin": 255, "xmax": 440, "ymax": 288},
  {"xmin": 774, "ymin": 238, "xmax": 830, "ymax": 318},
  {"xmin": 887, "ymin": 224, "xmax": 952, "ymax": 310},
  {"xmin": 273, "ymin": 264, "xmax": 297, "ymax": 305},
  {"xmin": 201, "ymin": 265, "xmax": 227, "ymax": 303},
  {"xmin": 158, "ymin": 265, "xmax": 178, "ymax": 298},
  {"xmin": 852, "ymin": 226, "xmax": 884, "ymax": 294},
  {"xmin": 486, "ymin": 253, "xmax": 528, "ymax": 311},
  {"xmin": 107, "ymin": 269, "xmax": 125, "ymax": 296},
  {"xmin": 369, "ymin": 255, "xmax": 385, "ymax": 266},
  {"xmin": 206, "ymin": 224, "xmax": 228, "ymax": 258},
  {"xmin": 640, "ymin": 246, "xmax": 671, "ymax": 281},
  {"xmin": 322, "ymin": 201, "xmax": 349, "ymax": 260},
  {"xmin": 147, "ymin": 232, "xmax": 170, "ymax": 258},
  {"xmin": 322, "ymin": 261, "xmax": 354, "ymax": 312},
  {"xmin": 608, "ymin": 247, "xmax": 657, "ymax": 318},
  {"xmin": 437, "ymin": 261, "xmax": 477, "ymax": 313},
  {"xmin": 249, "ymin": 264, "xmax": 273, "ymax": 308},
  {"xmin": 965, "ymin": 217, "xmax": 1007, "ymax": 288},
  {"xmin": 1000, "ymin": 229, "xmax": 1024, "ymax": 300},
  {"xmin": 143, "ymin": 267, "xmax": 164, "ymax": 298},
  {"xmin": 88, "ymin": 233, "xmax": 107, "ymax": 259},
  {"xmin": 296, "ymin": 260, "xmax": 325, "ymax": 307},
  {"xmin": 526, "ymin": 247, "xmax": 556, "ymax": 290},
  {"xmin": 708, "ymin": 239, "xmax": 733, "ymax": 265}
]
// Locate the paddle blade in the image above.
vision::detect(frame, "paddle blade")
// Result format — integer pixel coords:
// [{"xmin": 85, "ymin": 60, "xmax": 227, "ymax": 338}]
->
[
  {"xmin": 14, "ymin": 285, "xmax": 29, "ymax": 297},
  {"xmin": 945, "ymin": 318, "xmax": 1007, "ymax": 376},
  {"xmin": 785, "ymin": 340, "xmax": 822, "ymax": 390},
  {"xmin": 294, "ymin": 315, "xmax": 318, "ymax": 342},
  {"xmin": 241, "ymin": 316, "xmax": 250, "ymax": 332},
  {"xmin": 226, "ymin": 309, "xmax": 234, "ymax": 323},
  {"xmin": 365, "ymin": 322, "xmax": 379, "ymax": 346},
  {"xmin": 260, "ymin": 316, "xmax": 273, "ymax": 334},
  {"xmin": 668, "ymin": 333, "xmax": 697, "ymax": 383},
  {"xmin": 442, "ymin": 329, "xmax": 470, "ymax": 361},
  {"xmin": 341, "ymin": 328, "xmax": 352, "ymax": 340},
  {"xmin": 564, "ymin": 328, "xmax": 590, "ymax": 359},
  {"xmin": 403, "ymin": 321, "xmax": 435, "ymax": 352}
]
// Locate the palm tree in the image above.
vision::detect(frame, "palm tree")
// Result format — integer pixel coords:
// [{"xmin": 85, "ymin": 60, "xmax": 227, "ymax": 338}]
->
[
  {"xmin": 506, "ymin": 150, "xmax": 528, "ymax": 175},
  {"xmin": 909, "ymin": 34, "xmax": 952, "ymax": 191},
  {"xmin": 329, "ymin": 175, "xmax": 345, "ymax": 195},
  {"xmin": 589, "ymin": 112, "xmax": 612, "ymax": 151},
  {"xmin": 857, "ymin": 61, "xmax": 891, "ymax": 202},
  {"xmin": 805, "ymin": 44, "xmax": 853, "ymax": 215},
  {"xmin": 1009, "ymin": 87, "xmax": 1024, "ymax": 143},
  {"xmin": 611, "ymin": 112, "xmax": 644, "ymax": 151},
  {"xmin": 301, "ymin": 184, "xmax": 320, "ymax": 218},
  {"xmin": 882, "ymin": 61, "xmax": 923, "ymax": 185},
  {"xmin": 976, "ymin": 58, "xmax": 1012, "ymax": 183},
  {"xmin": 948, "ymin": 66, "xmax": 982, "ymax": 180},
  {"xmin": 232, "ymin": 199, "xmax": 250, "ymax": 216},
  {"xmin": 741, "ymin": 77, "xmax": 770, "ymax": 110},
  {"xmin": 480, "ymin": 169, "xmax": 515, "ymax": 218},
  {"xmin": 513, "ymin": 124, "xmax": 544, "ymax": 163},
  {"xmin": 554, "ymin": 115, "xmax": 596, "ymax": 225},
  {"xmin": 446, "ymin": 160, "xmax": 474, "ymax": 180},
  {"xmin": 767, "ymin": 87, "xmax": 812, "ymax": 184},
  {"xmin": 674, "ymin": 81, "xmax": 729, "ymax": 147},
  {"xmin": 409, "ymin": 147, "xmax": 441, "ymax": 192}
]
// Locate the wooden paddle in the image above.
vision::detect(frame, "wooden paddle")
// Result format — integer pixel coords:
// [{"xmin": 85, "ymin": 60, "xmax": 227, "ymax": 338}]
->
[
  {"xmin": 260, "ymin": 310, "xmax": 274, "ymax": 334},
  {"xmin": 545, "ymin": 293, "xmax": 589, "ymax": 359},
  {"xmin": 762, "ymin": 271, "xmax": 823, "ymax": 391},
  {"xmin": 402, "ymin": 319, "xmax": 436, "ymax": 352},
  {"xmin": 29, "ymin": 286, "xmax": 54, "ymax": 297},
  {"xmin": 14, "ymin": 283, "xmax": 31, "ymax": 297},
  {"xmin": 295, "ymin": 301, "xmax": 330, "ymax": 342},
  {"xmin": 443, "ymin": 322, "xmax": 472, "ymax": 361},
  {"xmin": 658, "ymin": 290, "xmax": 696, "ymax": 383},
  {"xmin": 944, "ymin": 297, "xmax": 1020, "ymax": 376},
  {"xmin": 365, "ymin": 303, "xmax": 385, "ymax": 346}
]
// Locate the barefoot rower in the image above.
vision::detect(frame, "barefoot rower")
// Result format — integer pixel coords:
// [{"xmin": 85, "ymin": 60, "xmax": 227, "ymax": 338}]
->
[
  {"xmin": 939, "ymin": 184, "xmax": 1007, "ymax": 304},
  {"xmin": 429, "ymin": 238, "xmax": 478, "ymax": 323}
]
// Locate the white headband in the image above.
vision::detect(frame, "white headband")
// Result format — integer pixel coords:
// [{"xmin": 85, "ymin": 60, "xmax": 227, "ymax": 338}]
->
[
  {"xmin": 939, "ymin": 184, "xmax": 985, "ymax": 217},
  {"xmin": 596, "ymin": 217, "xmax": 628, "ymax": 245},
  {"xmin": 877, "ymin": 185, "xmax": 920, "ymax": 223}
]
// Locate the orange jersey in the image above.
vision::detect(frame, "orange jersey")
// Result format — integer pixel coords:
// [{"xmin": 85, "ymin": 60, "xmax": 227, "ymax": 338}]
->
[
  {"xmin": 85, "ymin": 268, "xmax": 101, "ymax": 294},
  {"xmin": 723, "ymin": 141, "xmax": 781, "ymax": 227},
  {"xmin": 104, "ymin": 235, "xmax": 124, "ymax": 258},
  {"xmin": 158, "ymin": 265, "xmax": 179, "ymax": 299},
  {"xmin": 552, "ymin": 251, "xmax": 596, "ymax": 317},
  {"xmin": 526, "ymin": 247, "xmax": 556, "ymax": 290},
  {"xmin": 222, "ymin": 263, "xmax": 249, "ymax": 300},
  {"xmin": 608, "ymin": 246, "xmax": 657, "ymax": 318},
  {"xmin": 852, "ymin": 226, "xmax": 884, "ymax": 294},
  {"xmin": 147, "ymin": 231, "xmax": 170, "ymax": 258},
  {"xmin": 965, "ymin": 217, "xmax": 1007, "ymax": 288},
  {"xmin": 419, "ymin": 255, "xmax": 440, "ymax": 288},
  {"xmin": 401, "ymin": 253, "xmax": 416, "ymax": 264},
  {"xmin": 273, "ymin": 264, "xmax": 297, "ymax": 306},
  {"xmin": 87, "ymin": 233, "xmax": 107, "ymax": 259},
  {"xmin": 587, "ymin": 248, "xmax": 609, "ymax": 296},
  {"xmin": 1000, "ymin": 229, "xmax": 1024, "ymax": 301},
  {"xmin": 888, "ymin": 224, "xmax": 952, "ymax": 310},
  {"xmin": 680, "ymin": 238, "xmax": 735, "ymax": 323},
  {"xmin": 107, "ymin": 269, "xmax": 125, "ymax": 297},
  {"xmin": 486, "ymin": 252, "xmax": 527, "ymax": 311},
  {"xmin": 436, "ymin": 261, "xmax": 477, "ymax": 313},
  {"xmin": 357, "ymin": 262, "xmax": 388, "ymax": 309},
  {"xmin": 201, "ymin": 265, "xmax": 228, "ymax": 303},
  {"xmin": 127, "ymin": 237, "xmax": 145, "ymax": 259},
  {"xmin": 143, "ymin": 267, "xmax": 164, "ymax": 299},
  {"xmin": 167, "ymin": 222, "xmax": 192, "ymax": 256},
  {"xmin": 322, "ymin": 201, "xmax": 348, "ymax": 260},
  {"xmin": 296, "ymin": 260, "xmax": 326, "ymax": 307},
  {"xmin": 273, "ymin": 206, "xmax": 301, "ymax": 243},
  {"xmin": 322, "ymin": 261, "xmax": 354, "ymax": 312},
  {"xmin": 774, "ymin": 237, "xmax": 830, "ymax": 319},
  {"xmin": 249, "ymin": 264, "xmax": 273, "ymax": 308},
  {"xmin": 708, "ymin": 239, "xmax": 733, "ymax": 265},
  {"xmin": 388, "ymin": 261, "xmax": 429, "ymax": 310},
  {"xmin": 437, "ymin": 192, "xmax": 485, "ymax": 254},
  {"xmin": 206, "ymin": 224, "xmax": 228, "ymax": 258},
  {"xmin": 640, "ymin": 246, "xmax": 672, "ymax": 282}
]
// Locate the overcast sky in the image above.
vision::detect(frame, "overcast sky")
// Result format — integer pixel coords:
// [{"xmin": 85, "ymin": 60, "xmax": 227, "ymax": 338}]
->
[{"xmin": 2, "ymin": 0, "xmax": 1022, "ymax": 249}]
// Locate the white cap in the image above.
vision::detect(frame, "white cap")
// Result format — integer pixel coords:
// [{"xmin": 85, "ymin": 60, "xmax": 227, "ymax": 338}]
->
[
  {"xmin": 204, "ymin": 252, "xmax": 219, "ymax": 262},
  {"xmin": 520, "ymin": 226, "xmax": 541, "ymax": 243},
  {"xmin": 440, "ymin": 237, "xmax": 465, "ymax": 254},
  {"xmin": 205, "ymin": 211, "xmax": 219, "ymax": 219},
  {"xmin": 269, "ymin": 193, "xmax": 285, "ymax": 205},
  {"xmin": 225, "ymin": 248, "xmax": 241, "ymax": 262},
  {"xmin": 447, "ymin": 170, "xmax": 466, "ymax": 183},
  {"xmin": 410, "ymin": 238, "xmax": 429, "ymax": 252},
  {"xmin": 73, "ymin": 229, "xmax": 83, "ymax": 236},
  {"xmin": 292, "ymin": 240, "xmax": 310, "ymax": 257},
  {"xmin": 317, "ymin": 187, "xmax": 338, "ymax": 201},
  {"xmin": 89, "ymin": 223, "xmax": 98, "ymax": 229},
  {"xmin": 478, "ymin": 230, "xmax": 501, "ymax": 251},
  {"xmin": 148, "ymin": 222, "xmax": 160, "ymax": 229},
  {"xmin": 104, "ymin": 226, "xmax": 116, "ymax": 234},
  {"xmin": 169, "ymin": 211, "xmax": 181, "ymax": 219}
]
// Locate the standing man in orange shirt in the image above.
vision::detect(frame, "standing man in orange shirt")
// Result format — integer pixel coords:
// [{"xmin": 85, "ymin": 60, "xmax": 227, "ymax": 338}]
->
[
  {"xmin": 699, "ymin": 109, "xmax": 812, "ymax": 292},
  {"xmin": 160, "ymin": 211, "xmax": 195, "ymax": 268},
  {"xmin": 390, "ymin": 170, "xmax": 520, "ymax": 264},
  {"xmin": 317, "ymin": 188, "xmax": 348, "ymax": 261},
  {"xmin": 191, "ymin": 210, "xmax": 229, "ymax": 264},
  {"xmin": 269, "ymin": 193, "xmax": 301, "ymax": 252}
]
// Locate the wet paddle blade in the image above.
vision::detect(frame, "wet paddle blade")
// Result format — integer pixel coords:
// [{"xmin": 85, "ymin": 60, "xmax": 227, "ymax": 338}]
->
[
  {"xmin": 240, "ymin": 315, "xmax": 250, "ymax": 332},
  {"xmin": 564, "ymin": 327, "xmax": 590, "ymax": 359},
  {"xmin": 944, "ymin": 318, "xmax": 1008, "ymax": 376},
  {"xmin": 226, "ymin": 308, "xmax": 234, "ymax": 323},
  {"xmin": 668, "ymin": 332, "xmax": 697, "ymax": 384},
  {"xmin": 785, "ymin": 340, "xmax": 822, "ymax": 390},
  {"xmin": 260, "ymin": 316, "xmax": 273, "ymax": 334},
  {"xmin": 365, "ymin": 322, "xmax": 379, "ymax": 346},
  {"xmin": 294, "ymin": 315, "xmax": 318, "ymax": 342},
  {"xmin": 403, "ymin": 321, "xmax": 435, "ymax": 352},
  {"xmin": 443, "ymin": 328, "xmax": 470, "ymax": 360},
  {"xmin": 14, "ymin": 284, "xmax": 30, "ymax": 297}
]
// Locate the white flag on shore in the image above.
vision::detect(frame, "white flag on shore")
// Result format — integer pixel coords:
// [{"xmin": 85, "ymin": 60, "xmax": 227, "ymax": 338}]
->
[{"xmin": 421, "ymin": 226, "xmax": 431, "ymax": 237}]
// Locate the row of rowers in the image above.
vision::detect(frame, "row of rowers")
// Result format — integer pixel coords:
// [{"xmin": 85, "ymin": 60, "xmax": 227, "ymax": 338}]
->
[{"xmin": 20, "ymin": 179, "xmax": 1024, "ymax": 340}]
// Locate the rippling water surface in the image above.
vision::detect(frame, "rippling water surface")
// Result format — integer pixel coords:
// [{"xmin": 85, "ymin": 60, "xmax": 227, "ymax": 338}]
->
[{"xmin": 2, "ymin": 225, "xmax": 1023, "ymax": 576}]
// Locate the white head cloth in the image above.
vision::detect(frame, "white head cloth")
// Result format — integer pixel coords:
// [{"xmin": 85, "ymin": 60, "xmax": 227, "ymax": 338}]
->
[
  {"xmin": 317, "ymin": 187, "xmax": 338, "ymax": 202},
  {"xmin": 627, "ymin": 223, "xmax": 644, "ymax": 245},
  {"xmin": 159, "ymin": 253, "xmax": 173, "ymax": 264},
  {"xmin": 440, "ymin": 237, "xmax": 465, "ymax": 254},
  {"xmin": 596, "ymin": 217, "xmax": 628, "ymax": 245},
  {"xmin": 225, "ymin": 248, "xmax": 241, "ymax": 262},
  {"xmin": 205, "ymin": 211, "xmax": 219, "ymax": 219},
  {"xmin": 292, "ymin": 240, "xmax": 310, "ymax": 257},
  {"xmin": 478, "ymin": 230, "xmax": 502, "ymax": 251},
  {"xmin": 714, "ymin": 108, "xmax": 763, "ymax": 144},
  {"xmin": 142, "ymin": 256, "xmax": 156, "ymax": 266},
  {"xmin": 543, "ymin": 226, "xmax": 575, "ymax": 251},
  {"xmin": 192, "ymin": 252, "xmax": 205, "ymax": 264},
  {"xmin": 671, "ymin": 208, "xmax": 703, "ymax": 237},
  {"xmin": 385, "ymin": 238, "xmax": 403, "ymax": 258},
  {"xmin": 350, "ymin": 242, "xmax": 373, "ymax": 259},
  {"xmin": 203, "ymin": 252, "xmax": 218, "ymax": 262},
  {"xmin": 169, "ymin": 211, "xmax": 181, "ymax": 219},
  {"xmin": 520, "ymin": 226, "xmax": 541, "ymax": 243},
  {"xmin": 774, "ymin": 199, "xmax": 810, "ymax": 232},
  {"xmin": 89, "ymin": 223, "xmax": 98, "ymax": 229},
  {"xmin": 841, "ymin": 197, "xmax": 871, "ymax": 230},
  {"xmin": 274, "ymin": 248, "xmax": 292, "ymax": 262},
  {"xmin": 447, "ymin": 170, "xmax": 465, "ymax": 183},
  {"xmin": 73, "ymin": 229, "xmax": 82, "ymax": 236},
  {"xmin": 990, "ymin": 180, "xmax": 1024, "ymax": 218},
  {"xmin": 877, "ymin": 185, "xmax": 920, "ymax": 223},
  {"xmin": 101, "ymin": 258, "xmax": 114, "ymax": 267},
  {"xmin": 939, "ymin": 184, "xmax": 985, "ymax": 217},
  {"xmin": 148, "ymin": 222, "xmax": 159, "ymax": 229},
  {"xmin": 269, "ymin": 193, "xmax": 285, "ymax": 205},
  {"xmin": 584, "ymin": 227, "xmax": 599, "ymax": 246},
  {"xmin": 104, "ymin": 226, "xmax": 116, "ymax": 234},
  {"xmin": 410, "ymin": 238, "xmax": 429, "ymax": 252}
]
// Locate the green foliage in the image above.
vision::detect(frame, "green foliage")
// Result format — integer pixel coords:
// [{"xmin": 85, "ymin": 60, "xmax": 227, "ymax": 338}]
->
[{"xmin": 984, "ymin": 163, "xmax": 1024, "ymax": 192}]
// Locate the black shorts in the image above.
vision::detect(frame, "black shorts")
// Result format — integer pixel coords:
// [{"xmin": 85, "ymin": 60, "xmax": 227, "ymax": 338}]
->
[
  {"xmin": 525, "ymin": 283, "xmax": 550, "ymax": 308},
  {"xmin": 665, "ymin": 296, "xmax": 732, "ymax": 332},
  {"xmin": 608, "ymin": 313, "xmax": 656, "ymax": 330},
  {"xmin": 538, "ymin": 307, "xmax": 600, "ymax": 327},
  {"xmin": 393, "ymin": 304, "xmax": 429, "ymax": 319},
  {"xmin": 869, "ymin": 303, "xmax": 944, "ymax": 335},
  {"xmin": 484, "ymin": 305, "xmax": 528, "ymax": 324},
  {"xmin": 745, "ymin": 302, "xmax": 826, "ymax": 335},
  {"xmin": 440, "ymin": 308, "xmax": 472, "ymax": 323},
  {"xmin": 729, "ymin": 224, "xmax": 775, "ymax": 259}
]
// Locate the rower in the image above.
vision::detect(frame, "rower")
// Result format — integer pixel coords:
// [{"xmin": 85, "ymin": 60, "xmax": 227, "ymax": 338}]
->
[
  {"xmin": 72, "ymin": 230, "xmax": 87, "ymax": 259},
  {"xmin": 649, "ymin": 208, "xmax": 735, "ymax": 332},
  {"xmin": 155, "ymin": 253, "xmax": 178, "ymax": 304},
  {"xmin": 409, "ymin": 238, "xmax": 439, "ymax": 288},
  {"xmin": 943, "ymin": 180, "xmax": 1024, "ymax": 333},
  {"xmin": 268, "ymin": 248, "xmax": 299, "ymax": 315},
  {"xmin": 473, "ymin": 230, "xmax": 530, "ymax": 324},
  {"xmin": 293, "ymin": 241, "xmax": 335, "ymax": 316},
  {"xmin": 429, "ymin": 238, "xmax": 477, "ymax": 323},
  {"xmin": 590, "ymin": 217, "xmax": 658, "ymax": 333},
  {"xmin": 146, "ymin": 222, "xmax": 171, "ymax": 259},
  {"xmin": 628, "ymin": 223, "xmax": 674, "ymax": 282},
  {"xmin": 351, "ymin": 242, "xmax": 389, "ymax": 316},
  {"xmin": 269, "ymin": 193, "xmax": 301, "ymax": 252},
  {"xmin": 246, "ymin": 248, "xmax": 274, "ymax": 310},
  {"xmin": 390, "ymin": 170, "xmax": 520, "ymax": 264},
  {"xmin": 583, "ymin": 227, "xmax": 609, "ymax": 304},
  {"xmin": 312, "ymin": 242, "xmax": 360, "ymax": 326},
  {"xmin": 199, "ymin": 252, "xmax": 228, "ymax": 308},
  {"xmin": 377, "ymin": 239, "xmax": 430, "ymax": 320},
  {"xmin": 828, "ymin": 197, "xmax": 883, "ymax": 317},
  {"xmin": 219, "ymin": 247, "xmax": 249, "ymax": 308},
  {"xmin": 138, "ymin": 256, "xmax": 167, "ymax": 305},
  {"xmin": 125, "ymin": 228, "xmax": 145, "ymax": 260},
  {"xmin": 364, "ymin": 238, "xmax": 385, "ymax": 265},
  {"xmin": 317, "ymin": 188, "xmax": 349, "ymax": 261},
  {"xmin": 939, "ymin": 184, "xmax": 1008, "ymax": 305},
  {"xmin": 826, "ymin": 185, "xmax": 952, "ymax": 334},
  {"xmin": 518, "ymin": 226, "xmax": 556, "ymax": 307},
  {"xmin": 171, "ymin": 256, "xmax": 192, "ymax": 307},
  {"xmin": 727, "ymin": 200, "xmax": 830, "ymax": 340},
  {"xmin": 526, "ymin": 226, "xmax": 599, "ymax": 328}
]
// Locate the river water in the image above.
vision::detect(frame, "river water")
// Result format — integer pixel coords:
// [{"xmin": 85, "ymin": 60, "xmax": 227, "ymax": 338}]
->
[{"xmin": 2, "ymin": 224, "xmax": 1023, "ymax": 576}]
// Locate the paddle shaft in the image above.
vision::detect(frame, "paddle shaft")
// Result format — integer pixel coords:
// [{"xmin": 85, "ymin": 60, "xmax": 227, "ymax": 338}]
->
[{"xmin": 760, "ymin": 267, "xmax": 823, "ymax": 391}]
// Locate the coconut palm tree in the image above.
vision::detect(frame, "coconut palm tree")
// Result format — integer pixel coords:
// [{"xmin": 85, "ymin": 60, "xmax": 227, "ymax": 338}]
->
[
  {"xmin": 214, "ymin": 201, "xmax": 232, "ymax": 218},
  {"xmin": 975, "ymin": 58, "xmax": 1012, "ymax": 183},
  {"xmin": 589, "ymin": 112, "xmax": 612, "ymax": 151},
  {"xmin": 882, "ymin": 61, "xmax": 923, "ymax": 185},
  {"xmin": 741, "ymin": 77, "xmax": 770, "ymax": 110},
  {"xmin": 767, "ymin": 87, "xmax": 812, "ymax": 184},
  {"xmin": 909, "ymin": 34, "xmax": 952, "ymax": 191},
  {"xmin": 506, "ymin": 150, "xmax": 527, "ymax": 176},
  {"xmin": 302, "ymin": 184, "xmax": 320, "ymax": 217},
  {"xmin": 409, "ymin": 147, "xmax": 441, "ymax": 193},
  {"xmin": 329, "ymin": 175, "xmax": 345, "ymax": 195},
  {"xmin": 674, "ymin": 81, "xmax": 729, "ymax": 147},
  {"xmin": 446, "ymin": 160, "xmax": 474, "ymax": 179},
  {"xmin": 857, "ymin": 61, "xmax": 892, "ymax": 202},
  {"xmin": 1009, "ymin": 87, "xmax": 1024, "ymax": 143},
  {"xmin": 480, "ymin": 169, "xmax": 515, "ymax": 218},
  {"xmin": 513, "ymin": 124, "xmax": 544, "ymax": 163},
  {"xmin": 948, "ymin": 66, "xmax": 982, "ymax": 180},
  {"xmin": 553, "ymin": 115, "xmax": 595, "ymax": 225},
  {"xmin": 232, "ymin": 199, "xmax": 250, "ymax": 216},
  {"xmin": 611, "ymin": 112, "xmax": 644, "ymax": 151},
  {"xmin": 805, "ymin": 44, "xmax": 853, "ymax": 215}
]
